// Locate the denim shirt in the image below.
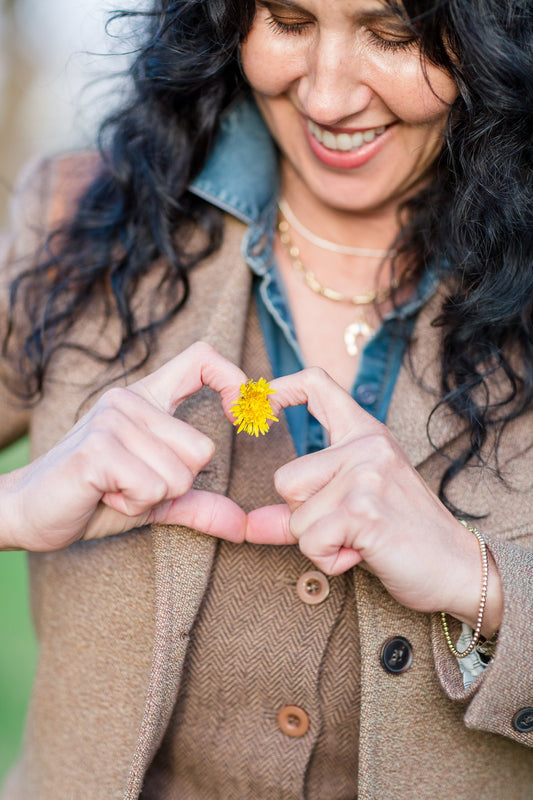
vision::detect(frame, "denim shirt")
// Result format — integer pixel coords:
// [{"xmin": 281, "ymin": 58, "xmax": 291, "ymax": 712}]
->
[{"xmin": 190, "ymin": 96, "xmax": 438, "ymax": 457}]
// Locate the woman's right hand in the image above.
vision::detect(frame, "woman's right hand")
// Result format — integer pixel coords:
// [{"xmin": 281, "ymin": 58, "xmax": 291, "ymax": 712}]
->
[{"xmin": 0, "ymin": 342, "xmax": 249, "ymax": 552}]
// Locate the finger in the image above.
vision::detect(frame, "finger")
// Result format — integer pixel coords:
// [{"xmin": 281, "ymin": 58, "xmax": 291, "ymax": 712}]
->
[
  {"xmin": 269, "ymin": 367, "xmax": 382, "ymax": 445},
  {"xmin": 129, "ymin": 341, "xmax": 248, "ymax": 418},
  {"xmin": 89, "ymin": 388, "xmax": 215, "ymax": 477},
  {"xmin": 30, "ymin": 429, "xmax": 176, "ymax": 529},
  {"xmin": 98, "ymin": 444, "xmax": 180, "ymax": 517},
  {"xmin": 153, "ymin": 489, "xmax": 248, "ymax": 541},
  {"xmin": 274, "ymin": 443, "xmax": 361, "ymax": 511},
  {"xmin": 296, "ymin": 508, "xmax": 364, "ymax": 575},
  {"xmin": 245, "ymin": 503, "xmax": 297, "ymax": 545}
]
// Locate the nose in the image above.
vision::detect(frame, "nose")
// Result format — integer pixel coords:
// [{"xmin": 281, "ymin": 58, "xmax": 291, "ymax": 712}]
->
[{"xmin": 296, "ymin": 36, "xmax": 373, "ymax": 125}]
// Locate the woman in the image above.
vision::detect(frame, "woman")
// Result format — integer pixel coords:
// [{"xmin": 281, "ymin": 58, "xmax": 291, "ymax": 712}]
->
[{"xmin": 0, "ymin": 0, "xmax": 531, "ymax": 797}]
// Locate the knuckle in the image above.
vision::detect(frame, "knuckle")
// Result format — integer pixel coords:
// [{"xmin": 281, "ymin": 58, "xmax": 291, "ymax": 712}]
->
[
  {"xmin": 357, "ymin": 467, "xmax": 388, "ymax": 497},
  {"xmin": 189, "ymin": 340, "xmax": 217, "ymax": 360},
  {"xmin": 273, "ymin": 467, "xmax": 286, "ymax": 496},
  {"xmin": 98, "ymin": 386, "xmax": 129, "ymax": 410},
  {"xmin": 127, "ymin": 476, "xmax": 169, "ymax": 511},
  {"xmin": 83, "ymin": 423, "xmax": 118, "ymax": 454},
  {"xmin": 90, "ymin": 406, "xmax": 127, "ymax": 437},
  {"xmin": 151, "ymin": 477, "xmax": 171, "ymax": 505},
  {"xmin": 273, "ymin": 463, "xmax": 302, "ymax": 504},
  {"xmin": 297, "ymin": 538, "xmax": 314, "ymax": 560},
  {"xmin": 344, "ymin": 488, "xmax": 378, "ymax": 521},
  {"xmin": 169, "ymin": 464, "xmax": 194, "ymax": 497},
  {"xmin": 195, "ymin": 435, "xmax": 216, "ymax": 467},
  {"xmin": 297, "ymin": 537, "xmax": 324, "ymax": 570},
  {"xmin": 303, "ymin": 365, "xmax": 329, "ymax": 390},
  {"xmin": 365, "ymin": 432, "xmax": 400, "ymax": 468},
  {"xmin": 343, "ymin": 487, "xmax": 363, "ymax": 516},
  {"xmin": 288, "ymin": 506, "xmax": 307, "ymax": 538}
]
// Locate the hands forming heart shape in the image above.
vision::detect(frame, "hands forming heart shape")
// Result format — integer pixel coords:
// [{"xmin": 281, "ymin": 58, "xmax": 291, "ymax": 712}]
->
[{"xmin": 1, "ymin": 341, "xmax": 501, "ymax": 630}]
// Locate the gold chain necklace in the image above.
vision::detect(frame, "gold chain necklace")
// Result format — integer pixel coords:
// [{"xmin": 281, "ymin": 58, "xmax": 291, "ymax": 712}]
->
[
  {"xmin": 278, "ymin": 216, "xmax": 402, "ymax": 356},
  {"xmin": 278, "ymin": 198, "xmax": 395, "ymax": 259}
]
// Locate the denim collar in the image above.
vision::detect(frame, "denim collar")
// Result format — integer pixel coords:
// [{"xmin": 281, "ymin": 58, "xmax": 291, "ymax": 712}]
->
[
  {"xmin": 189, "ymin": 94, "xmax": 279, "ymax": 225},
  {"xmin": 188, "ymin": 93, "xmax": 439, "ymax": 304}
]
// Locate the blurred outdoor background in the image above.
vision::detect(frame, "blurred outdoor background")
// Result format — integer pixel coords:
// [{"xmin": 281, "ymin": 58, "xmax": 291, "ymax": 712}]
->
[{"xmin": 0, "ymin": 0, "xmax": 132, "ymax": 782}]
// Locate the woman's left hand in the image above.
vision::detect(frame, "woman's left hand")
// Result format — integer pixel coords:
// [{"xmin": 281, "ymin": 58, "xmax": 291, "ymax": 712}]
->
[{"xmin": 245, "ymin": 367, "xmax": 502, "ymax": 633}]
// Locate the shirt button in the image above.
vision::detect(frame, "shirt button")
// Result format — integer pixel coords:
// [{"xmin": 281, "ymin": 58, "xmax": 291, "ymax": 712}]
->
[
  {"xmin": 296, "ymin": 571, "xmax": 330, "ymax": 605},
  {"xmin": 380, "ymin": 636, "xmax": 413, "ymax": 674},
  {"xmin": 512, "ymin": 707, "xmax": 533, "ymax": 733},
  {"xmin": 355, "ymin": 384, "xmax": 378, "ymax": 406},
  {"xmin": 277, "ymin": 705, "xmax": 310, "ymax": 738}
]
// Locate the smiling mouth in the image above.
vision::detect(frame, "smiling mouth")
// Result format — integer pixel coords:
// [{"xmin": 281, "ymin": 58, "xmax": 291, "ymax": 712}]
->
[{"xmin": 307, "ymin": 120, "xmax": 388, "ymax": 152}]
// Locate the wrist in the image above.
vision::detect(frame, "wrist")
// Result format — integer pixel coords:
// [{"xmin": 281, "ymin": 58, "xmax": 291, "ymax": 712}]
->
[
  {"xmin": 441, "ymin": 521, "xmax": 503, "ymax": 658},
  {"xmin": 444, "ymin": 535, "xmax": 503, "ymax": 634},
  {"xmin": 0, "ymin": 467, "xmax": 27, "ymax": 550},
  {"xmin": 477, "ymin": 551, "xmax": 503, "ymax": 637}
]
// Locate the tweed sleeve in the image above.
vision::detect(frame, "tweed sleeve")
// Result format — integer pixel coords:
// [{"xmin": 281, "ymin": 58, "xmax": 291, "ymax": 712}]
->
[{"xmin": 431, "ymin": 533, "xmax": 533, "ymax": 747}]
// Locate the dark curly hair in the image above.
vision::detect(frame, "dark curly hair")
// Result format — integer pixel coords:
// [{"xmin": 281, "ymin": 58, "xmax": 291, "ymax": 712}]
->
[{"xmin": 4, "ymin": 0, "xmax": 533, "ymax": 512}]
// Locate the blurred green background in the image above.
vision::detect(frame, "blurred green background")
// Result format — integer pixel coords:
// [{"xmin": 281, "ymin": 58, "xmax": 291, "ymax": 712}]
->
[{"xmin": 0, "ymin": 436, "xmax": 36, "ymax": 785}]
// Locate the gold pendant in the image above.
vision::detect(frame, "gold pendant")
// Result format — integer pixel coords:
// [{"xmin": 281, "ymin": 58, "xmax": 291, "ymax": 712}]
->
[{"xmin": 344, "ymin": 321, "xmax": 374, "ymax": 356}]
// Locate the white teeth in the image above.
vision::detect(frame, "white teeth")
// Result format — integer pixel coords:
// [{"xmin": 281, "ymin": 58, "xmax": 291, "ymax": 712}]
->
[
  {"xmin": 336, "ymin": 133, "xmax": 353, "ymax": 152},
  {"xmin": 322, "ymin": 130, "xmax": 337, "ymax": 149},
  {"xmin": 307, "ymin": 121, "xmax": 387, "ymax": 152}
]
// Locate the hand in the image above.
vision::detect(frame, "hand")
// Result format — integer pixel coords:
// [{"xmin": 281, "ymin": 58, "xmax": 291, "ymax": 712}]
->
[
  {"xmin": 0, "ymin": 342, "xmax": 249, "ymax": 552},
  {"xmin": 245, "ymin": 367, "xmax": 503, "ymax": 633}
]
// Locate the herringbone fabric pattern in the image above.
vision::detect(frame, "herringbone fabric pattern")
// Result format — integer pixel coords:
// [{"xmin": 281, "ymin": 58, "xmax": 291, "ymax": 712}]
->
[
  {"xmin": 141, "ymin": 301, "xmax": 361, "ymax": 799},
  {"xmin": 304, "ymin": 577, "xmax": 360, "ymax": 800}
]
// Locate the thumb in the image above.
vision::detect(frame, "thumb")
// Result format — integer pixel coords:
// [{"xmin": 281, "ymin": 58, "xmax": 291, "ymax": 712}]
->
[{"xmin": 245, "ymin": 504, "xmax": 297, "ymax": 545}]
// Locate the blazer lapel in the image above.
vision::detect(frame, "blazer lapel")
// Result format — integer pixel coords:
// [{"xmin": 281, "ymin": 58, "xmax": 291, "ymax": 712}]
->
[
  {"xmin": 387, "ymin": 286, "xmax": 466, "ymax": 469},
  {"xmin": 125, "ymin": 216, "xmax": 253, "ymax": 798}
]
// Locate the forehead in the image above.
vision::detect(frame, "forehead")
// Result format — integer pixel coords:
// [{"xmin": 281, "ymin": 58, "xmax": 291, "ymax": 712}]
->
[
  {"xmin": 260, "ymin": 0, "xmax": 408, "ymax": 21},
  {"xmin": 262, "ymin": 0, "xmax": 402, "ymax": 10}
]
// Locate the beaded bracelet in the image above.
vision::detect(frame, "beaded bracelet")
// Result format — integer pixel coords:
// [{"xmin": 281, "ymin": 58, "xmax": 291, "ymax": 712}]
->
[{"xmin": 440, "ymin": 520, "xmax": 489, "ymax": 659}]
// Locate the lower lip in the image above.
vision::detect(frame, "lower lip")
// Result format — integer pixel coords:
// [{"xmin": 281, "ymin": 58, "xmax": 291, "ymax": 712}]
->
[{"xmin": 303, "ymin": 121, "xmax": 393, "ymax": 170}]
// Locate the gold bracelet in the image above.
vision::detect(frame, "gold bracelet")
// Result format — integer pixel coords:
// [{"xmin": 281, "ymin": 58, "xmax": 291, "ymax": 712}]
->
[{"xmin": 440, "ymin": 521, "xmax": 489, "ymax": 659}]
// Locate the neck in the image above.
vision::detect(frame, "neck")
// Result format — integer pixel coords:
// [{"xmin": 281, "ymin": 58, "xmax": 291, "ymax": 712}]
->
[{"xmin": 280, "ymin": 168, "xmax": 401, "ymax": 256}]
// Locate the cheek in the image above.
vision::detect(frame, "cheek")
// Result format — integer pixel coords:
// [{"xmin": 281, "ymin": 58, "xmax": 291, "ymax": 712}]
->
[
  {"xmin": 409, "ymin": 71, "xmax": 458, "ymax": 126},
  {"xmin": 365, "ymin": 53, "xmax": 457, "ymax": 126},
  {"xmin": 240, "ymin": 38, "xmax": 269, "ymax": 94},
  {"xmin": 240, "ymin": 27, "xmax": 302, "ymax": 97}
]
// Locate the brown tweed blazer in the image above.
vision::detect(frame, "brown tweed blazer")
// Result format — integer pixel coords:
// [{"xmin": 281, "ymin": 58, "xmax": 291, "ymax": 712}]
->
[{"xmin": 0, "ymin": 156, "xmax": 532, "ymax": 799}]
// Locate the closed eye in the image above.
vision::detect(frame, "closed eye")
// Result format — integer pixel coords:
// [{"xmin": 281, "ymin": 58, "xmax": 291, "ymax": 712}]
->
[
  {"xmin": 366, "ymin": 29, "xmax": 417, "ymax": 52},
  {"xmin": 266, "ymin": 13, "xmax": 311, "ymax": 35}
]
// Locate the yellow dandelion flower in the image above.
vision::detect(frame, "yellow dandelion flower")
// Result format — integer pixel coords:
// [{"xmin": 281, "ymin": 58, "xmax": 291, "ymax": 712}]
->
[{"xmin": 231, "ymin": 378, "xmax": 279, "ymax": 437}]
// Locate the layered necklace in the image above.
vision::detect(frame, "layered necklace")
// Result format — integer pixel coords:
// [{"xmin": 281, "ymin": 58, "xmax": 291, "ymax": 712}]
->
[{"xmin": 277, "ymin": 199, "xmax": 401, "ymax": 356}]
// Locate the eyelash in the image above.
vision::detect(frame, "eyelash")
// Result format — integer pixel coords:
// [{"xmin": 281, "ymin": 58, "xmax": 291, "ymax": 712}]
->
[
  {"xmin": 366, "ymin": 30, "xmax": 417, "ymax": 53},
  {"xmin": 265, "ymin": 14, "xmax": 417, "ymax": 52},
  {"xmin": 266, "ymin": 15, "xmax": 309, "ymax": 35}
]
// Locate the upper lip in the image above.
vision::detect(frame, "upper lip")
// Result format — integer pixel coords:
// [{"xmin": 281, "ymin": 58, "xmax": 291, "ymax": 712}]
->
[{"xmin": 305, "ymin": 118, "xmax": 393, "ymax": 134}]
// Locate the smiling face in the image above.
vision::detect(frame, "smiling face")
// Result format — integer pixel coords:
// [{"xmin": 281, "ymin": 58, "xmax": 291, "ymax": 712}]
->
[{"xmin": 240, "ymin": 0, "xmax": 458, "ymax": 219}]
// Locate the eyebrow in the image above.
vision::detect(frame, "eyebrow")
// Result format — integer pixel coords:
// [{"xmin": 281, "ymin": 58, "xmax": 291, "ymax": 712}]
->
[{"xmin": 259, "ymin": 0, "xmax": 407, "ymax": 22}]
